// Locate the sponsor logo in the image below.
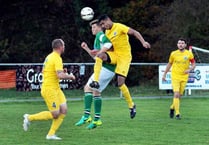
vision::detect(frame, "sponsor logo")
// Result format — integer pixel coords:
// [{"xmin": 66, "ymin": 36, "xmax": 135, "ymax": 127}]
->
[{"xmin": 184, "ymin": 56, "xmax": 188, "ymax": 60}]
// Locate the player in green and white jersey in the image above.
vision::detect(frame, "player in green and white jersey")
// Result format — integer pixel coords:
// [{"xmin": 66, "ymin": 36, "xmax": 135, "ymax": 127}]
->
[{"xmin": 75, "ymin": 19, "xmax": 115, "ymax": 129}]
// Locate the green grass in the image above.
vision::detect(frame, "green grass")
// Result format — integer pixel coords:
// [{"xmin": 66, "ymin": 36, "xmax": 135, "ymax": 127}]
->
[
  {"xmin": 1, "ymin": 85, "xmax": 209, "ymax": 100},
  {"xmin": 1, "ymin": 98, "xmax": 209, "ymax": 145}
]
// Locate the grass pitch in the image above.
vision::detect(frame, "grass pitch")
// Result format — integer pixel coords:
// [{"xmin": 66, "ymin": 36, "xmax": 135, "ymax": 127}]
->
[{"xmin": 1, "ymin": 97, "xmax": 209, "ymax": 145}]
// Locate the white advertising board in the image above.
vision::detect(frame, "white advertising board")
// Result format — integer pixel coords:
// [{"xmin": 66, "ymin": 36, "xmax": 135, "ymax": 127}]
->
[{"xmin": 159, "ymin": 65, "xmax": 209, "ymax": 90}]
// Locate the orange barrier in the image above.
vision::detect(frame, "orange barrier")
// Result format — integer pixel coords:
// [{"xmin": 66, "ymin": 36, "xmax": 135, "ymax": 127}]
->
[{"xmin": 0, "ymin": 70, "xmax": 16, "ymax": 89}]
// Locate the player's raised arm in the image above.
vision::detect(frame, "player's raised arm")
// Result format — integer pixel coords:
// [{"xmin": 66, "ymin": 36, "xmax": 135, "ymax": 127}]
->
[
  {"xmin": 128, "ymin": 28, "xmax": 151, "ymax": 49},
  {"xmin": 81, "ymin": 42, "xmax": 90, "ymax": 52},
  {"xmin": 80, "ymin": 42, "xmax": 99, "ymax": 59}
]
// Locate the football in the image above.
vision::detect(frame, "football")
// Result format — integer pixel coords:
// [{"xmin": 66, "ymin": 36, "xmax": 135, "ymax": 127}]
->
[{"xmin": 80, "ymin": 7, "xmax": 94, "ymax": 21}]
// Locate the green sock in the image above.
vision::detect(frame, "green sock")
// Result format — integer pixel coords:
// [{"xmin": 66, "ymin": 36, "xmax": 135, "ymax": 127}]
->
[
  {"xmin": 94, "ymin": 96, "xmax": 102, "ymax": 121},
  {"xmin": 84, "ymin": 92, "xmax": 93, "ymax": 118}
]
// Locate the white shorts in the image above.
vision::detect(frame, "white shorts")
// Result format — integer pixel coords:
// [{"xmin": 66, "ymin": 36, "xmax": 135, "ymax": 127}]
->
[{"xmin": 87, "ymin": 67, "xmax": 115, "ymax": 92}]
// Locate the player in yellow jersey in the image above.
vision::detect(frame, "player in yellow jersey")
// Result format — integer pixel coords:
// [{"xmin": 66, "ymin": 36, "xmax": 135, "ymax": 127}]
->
[
  {"xmin": 23, "ymin": 39, "xmax": 75, "ymax": 140},
  {"xmin": 162, "ymin": 38, "xmax": 196, "ymax": 119},
  {"xmin": 89, "ymin": 14, "xmax": 151, "ymax": 119}
]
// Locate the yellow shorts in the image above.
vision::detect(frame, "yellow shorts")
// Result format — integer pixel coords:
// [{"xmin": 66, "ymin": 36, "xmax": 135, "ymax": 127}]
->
[
  {"xmin": 41, "ymin": 87, "xmax": 67, "ymax": 111},
  {"xmin": 107, "ymin": 51, "xmax": 131, "ymax": 77},
  {"xmin": 171, "ymin": 79, "xmax": 187, "ymax": 95}
]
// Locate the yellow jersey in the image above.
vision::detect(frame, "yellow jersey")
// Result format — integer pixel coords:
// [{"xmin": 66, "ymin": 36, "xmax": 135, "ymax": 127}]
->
[
  {"xmin": 169, "ymin": 49, "xmax": 194, "ymax": 81},
  {"xmin": 42, "ymin": 51, "xmax": 63, "ymax": 89},
  {"xmin": 105, "ymin": 23, "xmax": 131, "ymax": 56}
]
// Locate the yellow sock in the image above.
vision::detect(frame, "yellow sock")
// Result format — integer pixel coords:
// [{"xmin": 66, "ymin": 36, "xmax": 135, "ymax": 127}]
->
[
  {"xmin": 28, "ymin": 111, "xmax": 53, "ymax": 121},
  {"xmin": 119, "ymin": 84, "xmax": 134, "ymax": 108},
  {"xmin": 48, "ymin": 114, "xmax": 65, "ymax": 136},
  {"xmin": 170, "ymin": 98, "xmax": 175, "ymax": 109},
  {"xmin": 94, "ymin": 57, "xmax": 103, "ymax": 82},
  {"xmin": 174, "ymin": 98, "xmax": 180, "ymax": 115}
]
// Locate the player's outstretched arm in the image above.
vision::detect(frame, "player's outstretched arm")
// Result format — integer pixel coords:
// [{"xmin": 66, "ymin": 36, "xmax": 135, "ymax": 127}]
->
[
  {"xmin": 128, "ymin": 28, "xmax": 151, "ymax": 49},
  {"xmin": 81, "ymin": 42, "xmax": 91, "ymax": 53},
  {"xmin": 80, "ymin": 42, "xmax": 97, "ymax": 58}
]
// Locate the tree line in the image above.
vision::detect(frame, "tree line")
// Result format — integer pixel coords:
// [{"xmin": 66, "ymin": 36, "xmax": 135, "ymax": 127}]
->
[
  {"xmin": 1, "ymin": 0, "xmax": 208, "ymax": 85},
  {"xmin": 0, "ymin": 0, "xmax": 208, "ymax": 63}
]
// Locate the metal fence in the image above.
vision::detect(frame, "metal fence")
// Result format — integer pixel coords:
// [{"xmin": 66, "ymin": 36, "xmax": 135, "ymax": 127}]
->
[{"xmin": 0, "ymin": 63, "xmax": 208, "ymax": 97}]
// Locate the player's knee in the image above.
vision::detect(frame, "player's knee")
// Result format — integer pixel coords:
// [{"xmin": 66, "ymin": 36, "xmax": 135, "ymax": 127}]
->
[
  {"xmin": 93, "ymin": 91, "xmax": 101, "ymax": 96},
  {"xmin": 117, "ymin": 79, "xmax": 125, "ymax": 87},
  {"xmin": 97, "ymin": 53, "xmax": 107, "ymax": 61},
  {"xmin": 174, "ymin": 92, "xmax": 180, "ymax": 98},
  {"xmin": 51, "ymin": 111, "xmax": 60, "ymax": 119},
  {"xmin": 97, "ymin": 53, "xmax": 103, "ymax": 58},
  {"xmin": 60, "ymin": 109, "xmax": 67, "ymax": 115},
  {"xmin": 117, "ymin": 82, "xmax": 124, "ymax": 87},
  {"xmin": 84, "ymin": 85, "xmax": 92, "ymax": 92},
  {"xmin": 60, "ymin": 104, "xmax": 68, "ymax": 115}
]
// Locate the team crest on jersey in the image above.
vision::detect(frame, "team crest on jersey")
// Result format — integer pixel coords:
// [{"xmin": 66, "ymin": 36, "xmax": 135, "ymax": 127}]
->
[
  {"xmin": 52, "ymin": 102, "xmax": 56, "ymax": 108},
  {"xmin": 113, "ymin": 31, "xmax": 117, "ymax": 36},
  {"xmin": 184, "ymin": 56, "xmax": 188, "ymax": 60}
]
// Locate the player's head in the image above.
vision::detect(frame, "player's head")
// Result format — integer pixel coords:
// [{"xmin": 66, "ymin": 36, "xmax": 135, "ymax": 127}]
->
[
  {"xmin": 89, "ymin": 19, "xmax": 102, "ymax": 35},
  {"xmin": 52, "ymin": 39, "xmax": 65, "ymax": 54},
  {"xmin": 98, "ymin": 14, "xmax": 113, "ymax": 30},
  {"xmin": 177, "ymin": 38, "xmax": 187, "ymax": 51}
]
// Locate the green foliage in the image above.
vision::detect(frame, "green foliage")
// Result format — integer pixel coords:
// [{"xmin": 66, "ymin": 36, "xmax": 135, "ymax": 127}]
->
[
  {"xmin": 1, "ymin": 0, "xmax": 208, "ymax": 85},
  {"xmin": 126, "ymin": 65, "xmax": 159, "ymax": 86},
  {"xmin": 110, "ymin": 0, "xmax": 171, "ymax": 63},
  {"xmin": 1, "ymin": 0, "xmax": 208, "ymax": 63},
  {"xmin": 151, "ymin": 0, "xmax": 209, "ymax": 62}
]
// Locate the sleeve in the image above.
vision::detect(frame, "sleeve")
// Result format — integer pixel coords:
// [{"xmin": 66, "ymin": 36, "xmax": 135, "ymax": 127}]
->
[
  {"xmin": 99, "ymin": 34, "xmax": 112, "ymax": 49},
  {"xmin": 93, "ymin": 35, "xmax": 101, "ymax": 50},
  {"xmin": 55, "ymin": 57, "xmax": 63, "ymax": 71},
  {"xmin": 118, "ymin": 23, "xmax": 129, "ymax": 34},
  {"xmin": 168, "ymin": 52, "xmax": 174, "ymax": 64},
  {"xmin": 189, "ymin": 52, "xmax": 195, "ymax": 63}
]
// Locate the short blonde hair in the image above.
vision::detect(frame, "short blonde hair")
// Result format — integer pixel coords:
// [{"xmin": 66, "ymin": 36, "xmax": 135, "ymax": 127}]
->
[{"xmin": 52, "ymin": 39, "xmax": 64, "ymax": 49}]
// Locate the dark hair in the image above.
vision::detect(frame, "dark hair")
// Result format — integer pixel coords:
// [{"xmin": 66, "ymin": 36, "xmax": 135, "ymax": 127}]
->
[
  {"xmin": 98, "ymin": 14, "xmax": 110, "ymax": 22},
  {"xmin": 178, "ymin": 38, "xmax": 187, "ymax": 44},
  {"xmin": 52, "ymin": 39, "xmax": 64, "ymax": 49},
  {"xmin": 89, "ymin": 19, "xmax": 100, "ymax": 26}
]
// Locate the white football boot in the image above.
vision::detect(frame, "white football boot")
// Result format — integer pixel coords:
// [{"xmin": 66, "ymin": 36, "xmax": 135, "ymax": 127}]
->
[
  {"xmin": 46, "ymin": 135, "xmax": 62, "ymax": 140},
  {"xmin": 23, "ymin": 114, "xmax": 30, "ymax": 131}
]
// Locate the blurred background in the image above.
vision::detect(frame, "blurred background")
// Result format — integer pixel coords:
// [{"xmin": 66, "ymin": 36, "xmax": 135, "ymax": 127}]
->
[{"xmin": 0, "ymin": 0, "xmax": 208, "ymax": 90}]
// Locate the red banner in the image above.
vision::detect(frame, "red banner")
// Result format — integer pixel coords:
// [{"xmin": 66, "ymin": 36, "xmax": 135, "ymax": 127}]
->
[{"xmin": 0, "ymin": 70, "xmax": 16, "ymax": 89}]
